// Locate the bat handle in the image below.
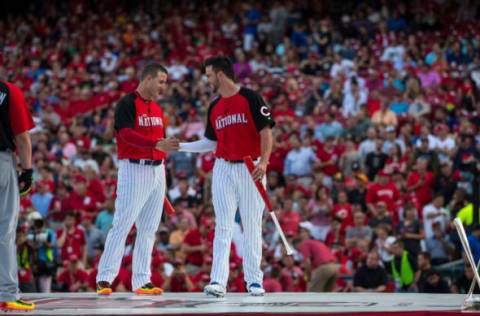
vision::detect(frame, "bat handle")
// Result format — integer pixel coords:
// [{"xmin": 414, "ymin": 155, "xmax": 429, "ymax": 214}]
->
[{"xmin": 270, "ymin": 211, "xmax": 294, "ymax": 255}]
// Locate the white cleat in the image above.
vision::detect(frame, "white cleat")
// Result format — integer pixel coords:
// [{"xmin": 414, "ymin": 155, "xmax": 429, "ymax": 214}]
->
[
  {"xmin": 248, "ymin": 283, "xmax": 265, "ymax": 296},
  {"xmin": 204, "ymin": 282, "xmax": 226, "ymax": 298}
]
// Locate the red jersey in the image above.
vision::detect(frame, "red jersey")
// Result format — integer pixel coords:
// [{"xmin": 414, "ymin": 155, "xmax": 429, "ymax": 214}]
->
[
  {"xmin": 183, "ymin": 228, "xmax": 214, "ymax": 266},
  {"xmin": 227, "ymin": 276, "xmax": 246, "ymax": 292},
  {"xmin": 197, "ymin": 152, "xmax": 215, "ymax": 185},
  {"xmin": 205, "ymin": 88, "xmax": 275, "ymax": 161},
  {"xmin": 65, "ymin": 191, "xmax": 98, "ymax": 214},
  {"xmin": 114, "ymin": 92, "xmax": 166, "ymax": 160},
  {"xmin": 263, "ymin": 278, "xmax": 283, "ymax": 292},
  {"xmin": 279, "ymin": 210, "xmax": 302, "ymax": 237},
  {"xmin": 118, "ymin": 268, "xmax": 133, "ymax": 291},
  {"xmin": 316, "ymin": 146, "xmax": 340, "ymax": 176},
  {"xmin": 151, "ymin": 270, "xmax": 165, "ymax": 288},
  {"xmin": 0, "ymin": 81, "xmax": 35, "ymax": 151},
  {"xmin": 57, "ymin": 269, "xmax": 89, "ymax": 292},
  {"xmin": 170, "ymin": 273, "xmax": 195, "ymax": 292},
  {"xmin": 268, "ymin": 145, "xmax": 289, "ymax": 174},
  {"xmin": 298, "ymin": 239, "xmax": 336, "ymax": 269},
  {"xmin": 406, "ymin": 171, "xmax": 435, "ymax": 208},
  {"xmin": 56, "ymin": 227, "xmax": 86, "ymax": 260},
  {"xmin": 87, "ymin": 178, "xmax": 106, "ymax": 204},
  {"xmin": 366, "ymin": 182, "xmax": 401, "ymax": 215},
  {"xmin": 332, "ymin": 203, "xmax": 354, "ymax": 230}
]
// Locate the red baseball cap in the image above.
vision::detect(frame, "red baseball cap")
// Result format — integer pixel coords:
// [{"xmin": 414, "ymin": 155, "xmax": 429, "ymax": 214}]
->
[
  {"xmin": 377, "ymin": 169, "xmax": 389, "ymax": 177},
  {"xmin": 69, "ymin": 254, "xmax": 79, "ymax": 262},
  {"xmin": 152, "ymin": 256, "xmax": 168, "ymax": 267},
  {"xmin": 81, "ymin": 214, "xmax": 93, "ymax": 222},
  {"xmin": 75, "ymin": 174, "xmax": 87, "ymax": 183},
  {"xmin": 176, "ymin": 170, "xmax": 187, "ymax": 179},
  {"xmin": 200, "ymin": 217, "xmax": 214, "ymax": 228}
]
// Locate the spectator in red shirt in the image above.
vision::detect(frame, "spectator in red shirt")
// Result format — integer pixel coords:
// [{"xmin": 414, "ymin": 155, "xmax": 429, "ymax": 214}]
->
[
  {"xmin": 280, "ymin": 255, "xmax": 302, "ymax": 292},
  {"xmin": 193, "ymin": 256, "xmax": 213, "ymax": 289},
  {"xmin": 316, "ymin": 136, "xmax": 340, "ymax": 177},
  {"xmin": 279, "ymin": 198, "xmax": 302, "ymax": 237},
  {"xmin": 48, "ymin": 184, "xmax": 70, "ymax": 228},
  {"xmin": 182, "ymin": 217, "xmax": 214, "ymax": 275},
  {"xmin": 64, "ymin": 175, "xmax": 98, "ymax": 216},
  {"xmin": 293, "ymin": 224, "xmax": 338, "ymax": 292},
  {"xmin": 56, "ymin": 255, "xmax": 88, "ymax": 292},
  {"xmin": 115, "ymin": 255, "xmax": 133, "ymax": 292},
  {"xmin": 56, "ymin": 211, "xmax": 87, "ymax": 267},
  {"xmin": 325, "ymin": 217, "xmax": 345, "ymax": 247},
  {"xmin": 268, "ymin": 138, "xmax": 289, "ymax": 174},
  {"xmin": 85, "ymin": 167, "xmax": 106, "ymax": 205},
  {"xmin": 332, "ymin": 191, "xmax": 353, "ymax": 231},
  {"xmin": 263, "ymin": 265, "xmax": 283, "ymax": 292},
  {"xmin": 150, "ymin": 256, "xmax": 168, "ymax": 289},
  {"xmin": 163, "ymin": 259, "xmax": 195, "ymax": 292},
  {"xmin": 406, "ymin": 159, "xmax": 435, "ymax": 212},
  {"xmin": 272, "ymin": 98, "xmax": 295, "ymax": 122},
  {"xmin": 366, "ymin": 169, "xmax": 401, "ymax": 221},
  {"xmin": 120, "ymin": 67, "xmax": 139, "ymax": 93},
  {"xmin": 226, "ymin": 262, "xmax": 245, "ymax": 293}
]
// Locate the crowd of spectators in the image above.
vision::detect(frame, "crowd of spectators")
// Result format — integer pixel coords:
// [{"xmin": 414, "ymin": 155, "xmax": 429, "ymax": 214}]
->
[{"xmin": 3, "ymin": 0, "xmax": 480, "ymax": 294}]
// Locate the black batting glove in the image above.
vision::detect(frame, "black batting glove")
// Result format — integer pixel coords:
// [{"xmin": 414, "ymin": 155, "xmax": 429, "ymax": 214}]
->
[{"xmin": 18, "ymin": 168, "xmax": 33, "ymax": 196}]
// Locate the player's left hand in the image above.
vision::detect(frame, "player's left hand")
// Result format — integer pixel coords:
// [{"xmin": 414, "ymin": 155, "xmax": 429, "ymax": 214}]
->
[
  {"xmin": 18, "ymin": 168, "xmax": 33, "ymax": 196},
  {"xmin": 252, "ymin": 161, "xmax": 267, "ymax": 182}
]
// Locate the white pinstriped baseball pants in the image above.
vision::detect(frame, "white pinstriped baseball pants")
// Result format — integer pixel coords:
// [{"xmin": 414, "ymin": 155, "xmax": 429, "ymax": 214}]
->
[
  {"xmin": 97, "ymin": 160, "xmax": 165, "ymax": 291},
  {"xmin": 210, "ymin": 158, "xmax": 265, "ymax": 289}
]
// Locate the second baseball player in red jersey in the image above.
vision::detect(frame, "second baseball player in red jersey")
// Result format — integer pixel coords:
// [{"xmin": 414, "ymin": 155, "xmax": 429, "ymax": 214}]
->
[{"xmin": 179, "ymin": 55, "xmax": 275, "ymax": 297}]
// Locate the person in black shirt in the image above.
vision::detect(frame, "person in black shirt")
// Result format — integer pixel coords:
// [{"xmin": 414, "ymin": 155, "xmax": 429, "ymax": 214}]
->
[
  {"xmin": 365, "ymin": 139, "xmax": 388, "ymax": 181},
  {"xmin": 172, "ymin": 177, "xmax": 199, "ymax": 209},
  {"xmin": 411, "ymin": 136, "xmax": 439, "ymax": 175},
  {"xmin": 452, "ymin": 264, "xmax": 480, "ymax": 294},
  {"xmin": 416, "ymin": 252, "xmax": 432, "ymax": 292},
  {"xmin": 347, "ymin": 174, "xmax": 368, "ymax": 211},
  {"xmin": 391, "ymin": 240, "xmax": 418, "ymax": 292},
  {"xmin": 396, "ymin": 203, "xmax": 425, "ymax": 257},
  {"xmin": 434, "ymin": 161, "xmax": 457, "ymax": 204},
  {"xmin": 353, "ymin": 251, "xmax": 387, "ymax": 292},
  {"xmin": 422, "ymin": 269, "xmax": 451, "ymax": 294},
  {"xmin": 367, "ymin": 201, "xmax": 393, "ymax": 232}
]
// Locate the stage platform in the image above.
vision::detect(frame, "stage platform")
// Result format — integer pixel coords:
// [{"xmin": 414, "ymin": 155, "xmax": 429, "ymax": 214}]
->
[{"xmin": 0, "ymin": 292, "xmax": 474, "ymax": 316}]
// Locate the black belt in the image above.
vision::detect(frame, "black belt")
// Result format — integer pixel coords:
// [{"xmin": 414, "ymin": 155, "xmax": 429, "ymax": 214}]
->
[
  {"xmin": 128, "ymin": 159, "xmax": 164, "ymax": 166},
  {"xmin": 221, "ymin": 158, "xmax": 259, "ymax": 164},
  {"xmin": 224, "ymin": 159, "xmax": 244, "ymax": 164}
]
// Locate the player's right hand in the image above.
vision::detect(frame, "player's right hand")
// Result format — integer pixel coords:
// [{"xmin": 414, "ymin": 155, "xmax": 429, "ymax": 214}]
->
[
  {"xmin": 18, "ymin": 168, "xmax": 33, "ymax": 196},
  {"xmin": 156, "ymin": 137, "xmax": 180, "ymax": 152}
]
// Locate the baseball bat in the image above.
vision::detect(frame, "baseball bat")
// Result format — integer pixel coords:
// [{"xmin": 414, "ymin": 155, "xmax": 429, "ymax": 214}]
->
[
  {"xmin": 454, "ymin": 218, "xmax": 480, "ymax": 296},
  {"xmin": 243, "ymin": 155, "xmax": 293, "ymax": 255},
  {"xmin": 164, "ymin": 197, "xmax": 175, "ymax": 216},
  {"xmin": 467, "ymin": 258, "xmax": 480, "ymax": 298}
]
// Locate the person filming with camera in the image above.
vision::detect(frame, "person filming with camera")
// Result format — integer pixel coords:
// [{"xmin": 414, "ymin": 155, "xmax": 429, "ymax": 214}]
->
[{"xmin": 26, "ymin": 215, "xmax": 56, "ymax": 293}]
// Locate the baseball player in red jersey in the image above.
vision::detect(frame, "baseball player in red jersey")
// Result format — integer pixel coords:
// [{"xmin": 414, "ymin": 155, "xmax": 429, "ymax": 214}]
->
[
  {"xmin": 96, "ymin": 64, "xmax": 179, "ymax": 295},
  {"xmin": 178, "ymin": 55, "xmax": 275, "ymax": 297},
  {"xmin": 0, "ymin": 81, "xmax": 36, "ymax": 311}
]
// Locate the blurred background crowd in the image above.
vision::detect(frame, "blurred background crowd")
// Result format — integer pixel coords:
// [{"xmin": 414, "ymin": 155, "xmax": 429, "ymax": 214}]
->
[{"xmin": 2, "ymin": 0, "xmax": 480, "ymax": 294}]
